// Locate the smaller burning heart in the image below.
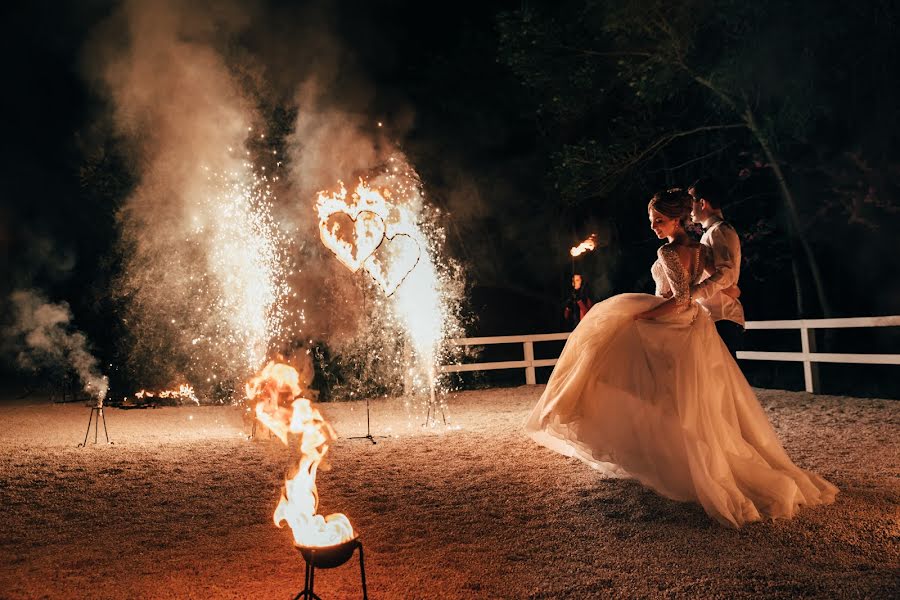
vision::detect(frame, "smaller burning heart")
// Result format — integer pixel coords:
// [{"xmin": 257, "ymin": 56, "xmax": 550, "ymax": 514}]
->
[
  {"xmin": 319, "ymin": 210, "xmax": 386, "ymax": 273},
  {"xmin": 364, "ymin": 232, "xmax": 421, "ymax": 296}
]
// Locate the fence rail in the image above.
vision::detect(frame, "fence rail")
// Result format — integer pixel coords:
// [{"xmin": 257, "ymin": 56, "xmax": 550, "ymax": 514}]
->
[
  {"xmin": 439, "ymin": 315, "xmax": 900, "ymax": 393},
  {"xmin": 441, "ymin": 332, "xmax": 570, "ymax": 384},
  {"xmin": 737, "ymin": 315, "xmax": 900, "ymax": 392}
]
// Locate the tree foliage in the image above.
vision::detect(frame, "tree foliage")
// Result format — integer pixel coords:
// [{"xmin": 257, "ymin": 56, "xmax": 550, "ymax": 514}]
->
[{"xmin": 498, "ymin": 0, "xmax": 900, "ymax": 318}]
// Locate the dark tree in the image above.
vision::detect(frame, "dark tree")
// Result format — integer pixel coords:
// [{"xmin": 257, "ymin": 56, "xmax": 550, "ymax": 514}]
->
[{"xmin": 498, "ymin": 0, "xmax": 900, "ymax": 318}]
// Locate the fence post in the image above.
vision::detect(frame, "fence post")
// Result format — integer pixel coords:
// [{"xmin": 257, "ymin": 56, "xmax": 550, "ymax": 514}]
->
[
  {"xmin": 523, "ymin": 340, "xmax": 536, "ymax": 385},
  {"xmin": 800, "ymin": 325, "xmax": 820, "ymax": 393}
]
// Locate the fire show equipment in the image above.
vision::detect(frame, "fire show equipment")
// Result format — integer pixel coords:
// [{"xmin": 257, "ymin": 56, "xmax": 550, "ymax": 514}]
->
[
  {"xmin": 293, "ymin": 537, "xmax": 367, "ymax": 600},
  {"xmin": 78, "ymin": 397, "xmax": 112, "ymax": 447},
  {"xmin": 247, "ymin": 361, "xmax": 364, "ymax": 599},
  {"xmin": 345, "ymin": 286, "xmax": 389, "ymax": 445},
  {"xmin": 316, "ymin": 169, "xmax": 450, "ymax": 431}
]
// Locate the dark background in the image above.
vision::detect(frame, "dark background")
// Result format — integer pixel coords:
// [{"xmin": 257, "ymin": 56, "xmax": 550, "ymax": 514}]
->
[{"xmin": 2, "ymin": 0, "xmax": 899, "ymax": 397}]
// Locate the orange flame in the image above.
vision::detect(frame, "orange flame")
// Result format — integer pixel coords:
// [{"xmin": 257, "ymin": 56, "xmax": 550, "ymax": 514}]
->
[
  {"xmin": 316, "ymin": 179, "xmax": 421, "ymax": 295},
  {"xmin": 569, "ymin": 234, "xmax": 598, "ymax": 257},
  {"xmin": 246, "ymin": 361, "xmax": 354, "ymax": 547},
  {"xmin": 134, "ymin": 384, "xmax": 199, "ymax": 404},
  {"xmin": 316, "ymin": 180, "xmax": 388, "ymax": 272}
]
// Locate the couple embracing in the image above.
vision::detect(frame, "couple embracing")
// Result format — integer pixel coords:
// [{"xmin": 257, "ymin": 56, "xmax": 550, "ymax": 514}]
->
[{"xmin": 526, "ymin": 181, "xmax": 837, "ymax": 528}]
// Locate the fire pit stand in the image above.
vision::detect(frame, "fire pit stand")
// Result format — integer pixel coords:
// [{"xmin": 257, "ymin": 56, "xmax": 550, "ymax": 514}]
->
[
  {"xmin": 423, "ymin": 383, "xmax": 448, "ymax": 427},
  {"xmin": 293, "ymin": 537, "xmax": 367, "ymax": 600},
  {"xmin": 78, "ymin": 401, "xmax": 112, "ymax": 447}
]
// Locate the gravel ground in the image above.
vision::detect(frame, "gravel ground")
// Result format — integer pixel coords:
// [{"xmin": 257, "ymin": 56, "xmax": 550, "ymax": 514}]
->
[{"xmin": 0, "ymin": 386, "xmax": 897, "ymax": 599}]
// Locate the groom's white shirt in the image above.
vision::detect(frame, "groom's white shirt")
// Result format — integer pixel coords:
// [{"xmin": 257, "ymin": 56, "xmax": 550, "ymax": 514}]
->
[{"xmin": 692, "ymin": 214, "xmax": 745, "ymax": 326}]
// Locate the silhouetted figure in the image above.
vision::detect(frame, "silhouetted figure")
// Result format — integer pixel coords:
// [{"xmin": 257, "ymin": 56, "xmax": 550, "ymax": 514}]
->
[{"xmin": 563, "ymin": 273, "xmax": 594, "ymax": 330}]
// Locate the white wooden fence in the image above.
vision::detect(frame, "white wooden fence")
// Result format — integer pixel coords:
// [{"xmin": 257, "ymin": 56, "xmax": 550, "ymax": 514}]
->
[
  {"xmin": 738, "ymin": 316, "xmax": 900, "ymax": 392},
  {"xmin": 440, "ymin": 332, "xmax": 570, "ymax": 386},
  {"xmin": 439, "ymin": 315, "xmax": 900, "ymax": 393}
]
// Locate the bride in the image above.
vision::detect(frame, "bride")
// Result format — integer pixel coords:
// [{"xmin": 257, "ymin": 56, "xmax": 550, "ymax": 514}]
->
[{"xmin": 525, "ymin": 188, "xmax": 837, "ymax": 528}]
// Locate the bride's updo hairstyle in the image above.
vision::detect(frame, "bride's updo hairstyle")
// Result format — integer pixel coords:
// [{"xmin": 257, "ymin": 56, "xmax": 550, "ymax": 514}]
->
[{"xmin": 648, "ymin": 188, "xmax": 692, "ymax": 228}]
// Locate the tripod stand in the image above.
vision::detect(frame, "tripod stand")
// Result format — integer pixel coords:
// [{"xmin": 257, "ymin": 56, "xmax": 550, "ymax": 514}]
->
[
  {"xmin": 347, "ymin": 283, "xmax": 388, "ymax": 445},
  {"xmin": 423, "ymin": 378, "xmax": 447, "ymax": 427},
  {"xmin": 346, "ymin": 395, "xmax": 388, "ymax": 444},
  {"xmin": 79, "ymin": 400, "xmax": 112, "ymax": 447},
  {"xmin": 293, "ymin": 539, "xmax": 367, "ymax": 600}
]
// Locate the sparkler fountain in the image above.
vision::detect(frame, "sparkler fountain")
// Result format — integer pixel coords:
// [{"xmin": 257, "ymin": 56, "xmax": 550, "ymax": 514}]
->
[
  {"xmin": 116, "ymin": 152, "xmax": 294, "ymax": 403},
  {"xmin": 187, "ymin": 161, "xmax": 293, "ymax": 379},
  {"xmin": 315, "ymin": 155, "xmax": 462, "ymax": 431}
]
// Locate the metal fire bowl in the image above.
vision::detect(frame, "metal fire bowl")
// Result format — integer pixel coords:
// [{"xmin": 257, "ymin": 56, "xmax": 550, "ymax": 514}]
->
[{"xmin": 295, "ymin": 536, "xmax": 360, "ymax": 569}]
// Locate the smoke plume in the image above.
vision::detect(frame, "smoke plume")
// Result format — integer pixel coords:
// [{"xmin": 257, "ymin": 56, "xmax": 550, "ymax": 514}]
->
[
  {"xmin": 80, "ymin": 0, "xmax": 467, "ymax": 406},
  {"xmin": 84, "ymin": 0, "xmax": 289, "ymax": 392},
  {"xmin": 8, "ymin": 290, "xmax": 109, "ymax": 401}
]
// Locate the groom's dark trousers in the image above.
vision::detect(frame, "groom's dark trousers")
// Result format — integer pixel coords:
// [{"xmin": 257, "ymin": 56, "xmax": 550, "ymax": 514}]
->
[{"xmin": 715, "ymin": 320, "xmax": 744, "ymax": 362}]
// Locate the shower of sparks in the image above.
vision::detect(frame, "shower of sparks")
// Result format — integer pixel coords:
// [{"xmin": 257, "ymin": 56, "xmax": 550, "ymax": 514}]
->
[
  {"xmin": 314, "ymin": 155, "xmax": 466, "ymax": 420},
  {"xmin": 190, "ymin": 164, "xmax": 293, "ymax": 375},
  {"xmin": 371, "ymin": 157, "xmax": 457, "ymax": 371},
  {"xmin": 118, "ymin": 156, "xmax": 295, "ymax": 399}
]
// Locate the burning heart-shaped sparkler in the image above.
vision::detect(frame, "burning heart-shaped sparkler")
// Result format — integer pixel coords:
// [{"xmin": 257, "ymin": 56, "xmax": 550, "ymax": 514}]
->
[
  {"xmin": 364, "ymin": 232, "xmax": 421, "ymax": 296},
  {"xmin": 316, "ymin": 179, "xmax": 424, "ymax": 296},
  {"xmin": 319, "ymin": 210, "xmax": 386, "ymax": 273}
]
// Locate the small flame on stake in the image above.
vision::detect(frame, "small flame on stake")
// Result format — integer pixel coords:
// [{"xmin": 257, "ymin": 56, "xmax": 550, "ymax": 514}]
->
[
  {"xmin": 570, "ymin": 234, "xmax": 598, "ymax": 257},
  {"xmin": 246, "ymin": 361, "xmax": 354, "ymax": 547}
]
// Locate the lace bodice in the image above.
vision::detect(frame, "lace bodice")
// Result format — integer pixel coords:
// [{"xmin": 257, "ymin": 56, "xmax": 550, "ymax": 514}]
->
[{"xmin": 651, "ymin": 244, "xmax": 704, "ymax": 308}]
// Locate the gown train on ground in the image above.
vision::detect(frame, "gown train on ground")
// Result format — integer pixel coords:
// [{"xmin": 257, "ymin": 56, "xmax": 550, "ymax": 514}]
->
[{"xmin": 525, "ymin": 246, "xmax": 837, "ymax": 528}]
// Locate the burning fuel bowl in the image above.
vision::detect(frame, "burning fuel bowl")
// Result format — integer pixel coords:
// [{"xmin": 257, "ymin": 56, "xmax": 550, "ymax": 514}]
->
[
  {"xmin": 297, "ymin": 536, "xmax": 361, "ymax": 569},
  {"xmin": 294, "ymin": 537, "xmax": 367, "ymax": 600}
]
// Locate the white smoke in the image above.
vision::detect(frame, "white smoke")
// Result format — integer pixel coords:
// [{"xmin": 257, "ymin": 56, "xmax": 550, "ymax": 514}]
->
[
  {"xmin": 8, "ymin": 289, "xmax": 109, "ymax": 401},
  {"xmin": 77, "ymin": 0, "xmax": 469, "ymax": 404},
  {"xmin": 83, "ymin": 0, "xmax": 290, "ymax": 391}
]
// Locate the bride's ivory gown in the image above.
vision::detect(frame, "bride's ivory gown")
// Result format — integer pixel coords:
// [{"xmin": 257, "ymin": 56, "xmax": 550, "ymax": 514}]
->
[{"xmin": 525, "ymin": 244, "xmax": 837, "ymax": 527}]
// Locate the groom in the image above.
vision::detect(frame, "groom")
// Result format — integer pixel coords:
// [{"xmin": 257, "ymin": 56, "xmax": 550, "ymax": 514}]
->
[{"xmin": 688, "ymin": 178, "xmax": 745, "ymax": 359}]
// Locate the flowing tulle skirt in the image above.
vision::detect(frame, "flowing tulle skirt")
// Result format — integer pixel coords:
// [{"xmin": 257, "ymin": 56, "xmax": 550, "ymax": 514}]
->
[{"xmin": 525, "ymin": 293, "xmax": 838, "ymax": 528}]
